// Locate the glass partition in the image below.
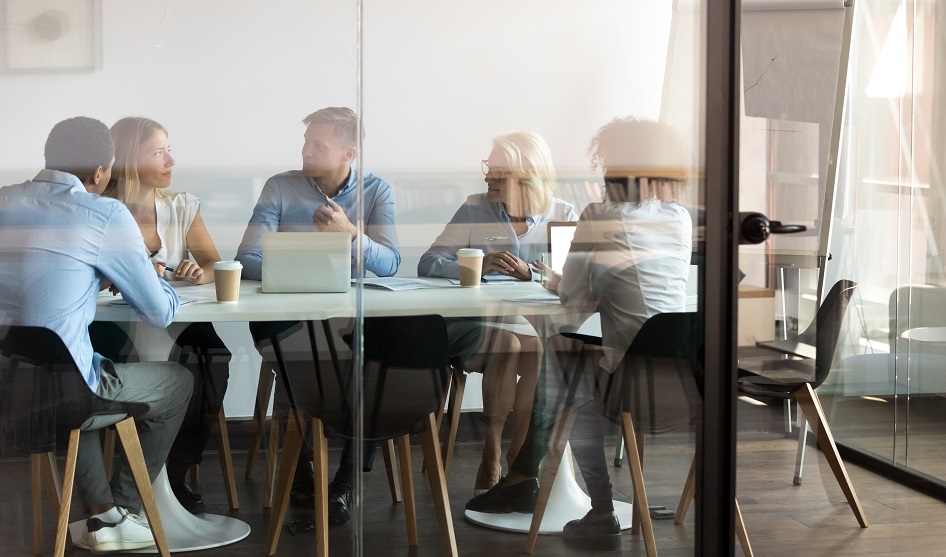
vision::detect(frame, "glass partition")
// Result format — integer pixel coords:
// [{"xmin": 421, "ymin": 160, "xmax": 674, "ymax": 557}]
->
[
  {"xmin": 0, "ymin": 1, "xmax": 738, "ymax": 556},
  {"xmin": 824, "ymin": 0, "xmax": 946, "ymax": 489}
]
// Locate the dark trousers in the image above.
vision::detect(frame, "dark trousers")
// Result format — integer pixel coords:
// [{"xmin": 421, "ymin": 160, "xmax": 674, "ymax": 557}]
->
[
  {"xmin": 509, "ymin": 338, "xmax": 616, "ymax": 512},
  {"xmin": 166, "ymin": 323, "xmax": 231, "ymax": 482},
  {"xmin": 249, "ymin": 320, "xmax": 376, "ymax": 484}
]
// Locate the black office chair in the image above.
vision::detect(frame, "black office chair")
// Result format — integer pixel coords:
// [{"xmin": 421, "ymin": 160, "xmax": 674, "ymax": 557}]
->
[
  {"xmin": 247, "ymin": 320, "xmax": 402, "ymax": 508},
  {"xmin": 0, "ymin": 325, "xmax": 171, "ymax": 557},
  {"xmin": 265, "ymin": 315, "xmax": 458, "ymax": 557},
  {"xmin": 525, "ymin": 312, "xmax": 754, "ymax": 556},
  {"xmin": 741, "ymin": 280, "xmax": 865, "ymax": 527},
  {"xmin": 677, "ymin": 280, "xmax": 867, "ymax": 530}
]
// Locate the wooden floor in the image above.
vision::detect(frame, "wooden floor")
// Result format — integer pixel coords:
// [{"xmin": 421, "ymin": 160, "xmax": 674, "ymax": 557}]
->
[{"xmin": 3, "ymin": 401, "xmax": 946, "ymax": 556}]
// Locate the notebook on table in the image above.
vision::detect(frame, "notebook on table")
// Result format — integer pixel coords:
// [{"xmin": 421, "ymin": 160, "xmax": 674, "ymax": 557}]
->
[{"xmin": 261, "ymin": 232, "xmax": 352, "ymax": 293}]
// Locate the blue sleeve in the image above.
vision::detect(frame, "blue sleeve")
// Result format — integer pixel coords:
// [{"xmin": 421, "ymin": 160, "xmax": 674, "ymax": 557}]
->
[
  {"xmin": 236, "ymin": 179, "xmax": 282, "ymax": 281},
  {"xmin": 97, "ymin": 208, "xmax": 179, "ymax": 327},
  {"xmin": 417, "ymin": 202, "xmax": 472, "ymax": 279},
  {"xmin": 362, "ymin": 181, "xmax": 400, "ymax": 277}
]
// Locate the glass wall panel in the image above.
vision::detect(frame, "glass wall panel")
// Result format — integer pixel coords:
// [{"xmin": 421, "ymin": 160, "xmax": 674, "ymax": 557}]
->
[
  {"xmin": 825, "ymin": 0, "xmax": 946, "ymax": 487},
  {"xmin": 357, "ymin": 0, "xmax": 708, "ymax": 555},
  {"xmin": 0, "ymin": 1, "xmax": 729, "ymax": 556}
]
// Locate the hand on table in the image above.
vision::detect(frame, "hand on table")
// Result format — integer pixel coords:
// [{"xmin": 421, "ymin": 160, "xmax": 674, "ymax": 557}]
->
[
  {"xmin": 313, "ymin": 198, "xmax": 357, "ymax": 238},
  {"xmin": 484, "ymin": 251, "xmax": 531, "ymax": 281},
  {"xmin": 530, "ymin": 260, "xmax": 561, "ymax": 292},
  {"xmin": 172, "ymin": 259, "xmax": 204, "ymax": 284}
]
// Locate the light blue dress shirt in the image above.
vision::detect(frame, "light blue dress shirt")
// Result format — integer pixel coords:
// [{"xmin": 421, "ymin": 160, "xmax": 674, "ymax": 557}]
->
[
  {"xmin": 0, "ymin": 170, "xmax": 180, "ymax": 391},
  {"xmin": 236, "ymin": 169, "xmax": 400, "ymax": 280},
  {"xmin": 417, "ymin": 193, "xmax": 578, "ymax": 281}
]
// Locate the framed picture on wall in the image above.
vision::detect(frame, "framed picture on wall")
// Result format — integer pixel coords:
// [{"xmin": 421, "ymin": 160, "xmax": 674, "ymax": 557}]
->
[{"xmin": 1, "ymin": 0, "xmax": 101, "ymax": 73}]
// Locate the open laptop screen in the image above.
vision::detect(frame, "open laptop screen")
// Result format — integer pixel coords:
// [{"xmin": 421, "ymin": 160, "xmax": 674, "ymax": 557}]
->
[
  {"xmin": 261, "ymin": 232, "xmax": 351, "ymax": 293},
  {"xmin": 547, "ymin": 222, "xmax": 577, "ymax": 274}
]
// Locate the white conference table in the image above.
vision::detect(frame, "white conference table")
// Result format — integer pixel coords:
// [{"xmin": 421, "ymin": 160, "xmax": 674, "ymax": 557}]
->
[{"xmin": 91, "ymin": 278, "xmax": 625, "ymax": 543}]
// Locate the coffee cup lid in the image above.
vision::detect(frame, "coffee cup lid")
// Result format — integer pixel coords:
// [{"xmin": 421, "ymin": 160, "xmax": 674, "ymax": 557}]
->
[
  {"xmin": 213, "ymin": 260, "xmax": 243, "ymax": 271},
  {"xmin": 457, "ymin": 248, "xmax": 484, "ymax": 257}
]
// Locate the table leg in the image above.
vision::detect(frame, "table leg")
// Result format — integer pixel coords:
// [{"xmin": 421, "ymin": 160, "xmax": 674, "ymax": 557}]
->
[
  {"xmin": 465, "ymin": 443, "xmax": 633, "ymax": 534},
  {"xmin": 68, "ymin": 467, "xmax": 251, "ymax": 552}
]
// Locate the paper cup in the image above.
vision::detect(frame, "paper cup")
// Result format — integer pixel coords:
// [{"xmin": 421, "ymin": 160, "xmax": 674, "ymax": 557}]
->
[
  {"xmin": 213, "ymin": 261, "xmax": 243, "ymax": 302},
  {"xmin": 457, "ymin": 248, "xmax": 484, "ymax": 287}
]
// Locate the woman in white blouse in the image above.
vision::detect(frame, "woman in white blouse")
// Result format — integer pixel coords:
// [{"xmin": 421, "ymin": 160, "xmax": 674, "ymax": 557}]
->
[
  {"xmin": 102, "ymin": 116, "xmax": 230, "ymax": 514},
  {"xmin": 419, "ymin": 131, "xmax": 578, "ymax": 495}
]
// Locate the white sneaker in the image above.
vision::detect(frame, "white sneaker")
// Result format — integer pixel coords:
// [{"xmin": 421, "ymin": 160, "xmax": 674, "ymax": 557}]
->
[{"xmin": 82, "ymin": 506, "xmax": 156, "ymax": 553}]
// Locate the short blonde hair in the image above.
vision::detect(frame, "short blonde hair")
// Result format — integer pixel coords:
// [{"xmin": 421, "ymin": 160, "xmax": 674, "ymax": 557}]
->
[
  {"xmin": 104, "ymin": 117, "xmax": 172, "ymax": 204},
  {"xmin": 491, "ymin": 130, "xmax": 556, "ymax": 216},
  {"xmin": 302, "ymin": 107, "xmax": 361, "ymax": 147}
]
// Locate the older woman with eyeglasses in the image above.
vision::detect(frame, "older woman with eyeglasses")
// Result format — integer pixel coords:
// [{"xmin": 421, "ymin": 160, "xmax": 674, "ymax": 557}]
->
[{"xmin": 418, "ymin": 130, "xmax": 578, "ymax": 495}]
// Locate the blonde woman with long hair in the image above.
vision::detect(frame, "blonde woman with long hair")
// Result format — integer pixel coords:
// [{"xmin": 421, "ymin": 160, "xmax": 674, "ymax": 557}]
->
[{"xmin": 99, "ymin": 116, "xmax": 230, "ymax": 514}]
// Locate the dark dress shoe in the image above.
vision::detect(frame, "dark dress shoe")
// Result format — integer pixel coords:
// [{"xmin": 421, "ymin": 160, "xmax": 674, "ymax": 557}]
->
[
  {"xmin": 563, "ymin": 510, "xmax": 621, "ymax": 550},
  {"xmin": 465, "ymin": 476, "xmax": 538, "ymax": 514},
  {"xmin": 171, "ymin": 483, "xmax": 206, "ymax": 515},
  {"xmin": 328, "ymin": 480, "xmax": 353, "ymax": 526}
]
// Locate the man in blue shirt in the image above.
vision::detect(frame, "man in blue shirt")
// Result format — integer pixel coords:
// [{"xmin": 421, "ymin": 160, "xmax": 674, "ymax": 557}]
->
[
  {"xmin": 236, "ymin": 107, "xmax": 400, "ymax": 525},
  {"xmin": 236, "ymin": 106, "xmax": 399, "ymax": 278},
  {"xmin": 0, "ymin": 117, "xmax": 193, "ymax": 552}
]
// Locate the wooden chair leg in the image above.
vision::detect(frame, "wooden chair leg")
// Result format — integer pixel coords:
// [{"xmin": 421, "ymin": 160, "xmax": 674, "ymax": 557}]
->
[
  {"xmin": 32, "ymin": 453, "xmax": 44, "ymax": 556},
  {"xmin": 419, "ymin": 413, "xmax": 458, "ymax": 557},
  {"xmin": 103, "ymin": 428, "xmax": 116, "ymax": 481},
  {"xmin": 53, "ymin": 430, "xmax": 80, "ymax": 557},
  {"xmin": 312, "ymin": 419, "xmax": 329, "ymax": 557},
  {"xmin": 40, "ymin": 452, "xmax": 72, "ymax": 551},
  {"xmin": 113, "ymin": 417, "xmax": 171, "ymax": 557},
  {"xmin": 630, "ymin": 428, "xmax": 645, "ymax": 535},
  {"xmin": 246, "ymin": 361, "xmax": 275, "ymax": 480},
  {"xmin": 795, "ymin": 384, "xmax": 868, "ymax": 528},
  {"xmin": 266, "ymin": 410, "xmax": 306, "ymax": 556},
  {"xmin": 441, "ymin": 371, "xmax": 466, "ymax": 477},
  {"xmin": 216, "ymin": 408, "xmax": 239, "ymax": 509},
  {"xmin": 190, "ymin": 463, "xmax": 200, "ymax": 485},
  {"xmin": 397, "ymin": 435, "xmax": 418, "ymax": 546},
  {"xmin": 382, "ymin": 438, "xmax": 403, "ymax": 503},
  {"xmin": 675, "ymin": 455, "xmax": 697, "ymax": 523},
  {"xmin": 263, "ymin": 413, "xmax": 281, "ymax": 508},
  {"xmin": 735, "ymin": 498, "xmax": 754, "ymax": 557},
  {"xmin": 621, "ymin": 412, "xmax": 657, "ymax": 556},
  {"xmin": 525, "ymin": 403, "xmax": 578, "ymax": 554},
  {"xmin": 423, "ymin": 368, "xmax": 456, "ymax": 476}
]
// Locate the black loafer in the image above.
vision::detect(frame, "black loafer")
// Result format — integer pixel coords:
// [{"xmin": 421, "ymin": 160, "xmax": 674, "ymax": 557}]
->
[
  {"xmin": 328, "ymin": 480, "xmax": 353, "ymax": 526},
  {"xmin": 465, "ymin": 476, "xmax": 538, "ymax": 514},
  {"xmin": 171, "ymin": 483, "xmax": 206, "ymax": 515},
  {"xmin": 563, "ymin": 510, "xmax": 621, "ymax": 550}
]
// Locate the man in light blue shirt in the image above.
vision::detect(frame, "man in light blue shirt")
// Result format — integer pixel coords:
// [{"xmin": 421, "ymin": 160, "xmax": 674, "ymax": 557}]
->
[
  {"xmin": 236, "ymin": 107, "xmax": 400, "ymax": 525},
  {"xmin": 0, "ymin": 117, "xmax": 192, "ymax": 553},
  {"xmin": 236, "ymin": 107, "xmax": 399, "ymax": 278}
]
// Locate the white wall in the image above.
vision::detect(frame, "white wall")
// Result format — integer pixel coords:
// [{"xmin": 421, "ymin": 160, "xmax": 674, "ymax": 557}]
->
[{"xmin": 0, "ymin": 0, "xmax": 675, "ymax": 418}]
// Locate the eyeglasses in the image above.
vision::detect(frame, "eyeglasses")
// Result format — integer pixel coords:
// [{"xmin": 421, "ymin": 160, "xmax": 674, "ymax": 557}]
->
[{"xmin": 481, "ymin": 159, "xmax": 507, "ymax": 181}]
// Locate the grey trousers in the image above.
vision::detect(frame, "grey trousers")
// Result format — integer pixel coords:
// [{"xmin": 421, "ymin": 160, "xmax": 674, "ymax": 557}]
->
[{"xmin": 74, "ymin": 359, "xmax": 193, "ymax": 513}]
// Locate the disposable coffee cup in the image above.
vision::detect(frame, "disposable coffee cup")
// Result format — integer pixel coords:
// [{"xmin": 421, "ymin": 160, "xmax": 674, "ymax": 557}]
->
[
  {"xmin": 213, "ymin": 261, "xmax": 243, "ymax": 302},
  {"xmin": 457, "ymin": 248, "xmax": 484, "ymax": 287}
]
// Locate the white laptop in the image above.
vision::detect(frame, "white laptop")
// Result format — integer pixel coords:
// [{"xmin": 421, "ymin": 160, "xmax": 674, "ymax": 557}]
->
[{"xmin": 261, "ymin": 232, "xmax": 352, "ymax": 293}]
